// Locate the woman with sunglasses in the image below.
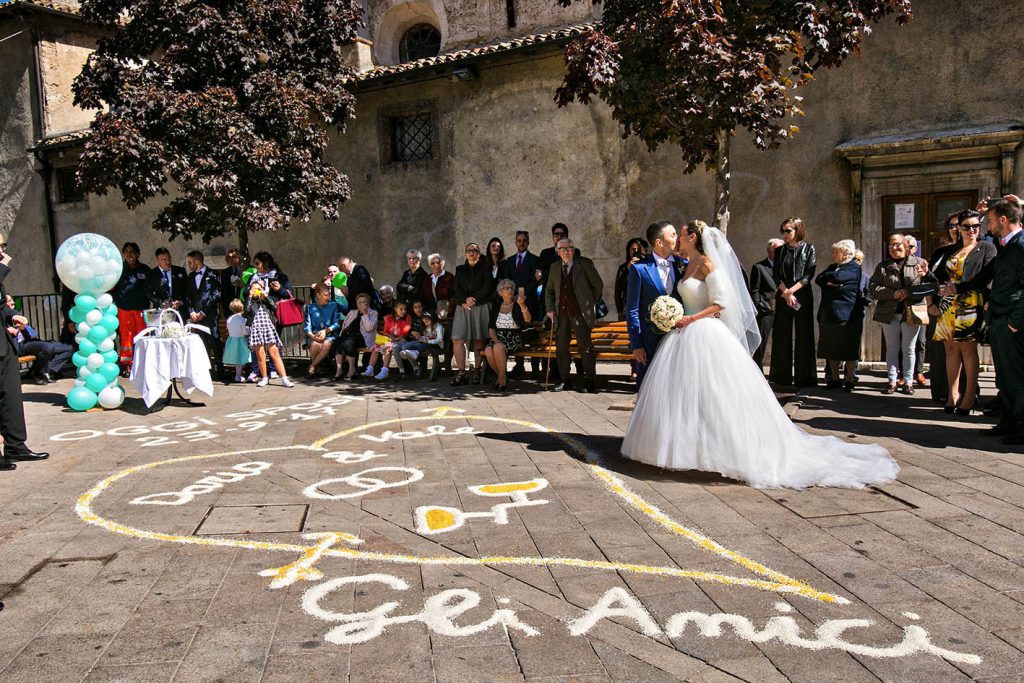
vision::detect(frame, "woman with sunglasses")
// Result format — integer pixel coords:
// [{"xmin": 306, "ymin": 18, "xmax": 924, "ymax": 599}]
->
[
  {"xmin": 769, "ymin": 217, "xmax": 818, "ymax": 387},
  {"xmin": 924, "ymin": 211, "xmax": 963, "ymax": 403},
  {"xmin": 928, "ymin": 209, "xmax": 997, "ymax": 415},
  {"xmin": 450, "ymin": 242, "xmax": 495, "ymax": 385}
]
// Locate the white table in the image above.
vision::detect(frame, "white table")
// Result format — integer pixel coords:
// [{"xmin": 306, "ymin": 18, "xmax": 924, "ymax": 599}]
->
[{"xmin": 130, "ymin": 335, "xmax": 214, "ymax": 409}]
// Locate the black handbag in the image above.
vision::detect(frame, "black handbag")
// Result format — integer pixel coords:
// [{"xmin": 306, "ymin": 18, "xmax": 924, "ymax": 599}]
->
[{"xmin": 595, "ymin": 298, "xmax": 609, "ymax": 319}]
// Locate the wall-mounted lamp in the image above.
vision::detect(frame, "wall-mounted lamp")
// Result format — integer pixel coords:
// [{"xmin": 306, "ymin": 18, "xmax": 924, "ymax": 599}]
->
[{"xmin": 451, "ymin": 66, "xmax": 477, "ymax": 82}]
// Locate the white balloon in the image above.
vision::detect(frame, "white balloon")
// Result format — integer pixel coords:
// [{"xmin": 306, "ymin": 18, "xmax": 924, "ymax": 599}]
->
[
  {"xmin": 74, "ymin": 379, "xmax": 85, "ymax": 387},
  {"xmin": 78, "ymin": 366, "xmax": 92, "ymax": 378},
  {"xmin": 77, "ymin": 322, "xmax": 91, "ymax": 335},
  {"xmin": 75, "ymin": 333, "xmax": 86, "ymax": 344},
  {"xmin": 85, "ymin": 309, "xmax": 103, "ymax": 325},
  {"xmin": 54, "ymin": 233, "xmax": 124, "ymax": 294},
  {"xmin": 97, "ymin": 385, "xmax": 125, "ymax": 410},
  {"xmin": 96, "ymin": 293, "xmax": 113, "ymax": 308},
  {"xmin": 87, "ymin": 353, "xmax": 104, "ymax": 369},
  {"xmin": 98, "ymin": 338, "xmax": 115, "ymax": 352}
]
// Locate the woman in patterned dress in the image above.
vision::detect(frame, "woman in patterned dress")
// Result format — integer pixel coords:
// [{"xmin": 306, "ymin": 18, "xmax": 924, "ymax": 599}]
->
[
  {"xmin": 928, "ymin": 210, "xmax": 997, "ymax": 415},
  {"xmin": 482, "ymin": 279, "xmax": 531, "ymax": 392},
  {"xmin": 247, "ymin": 251, "xmax": 294, "ymax": 388}
]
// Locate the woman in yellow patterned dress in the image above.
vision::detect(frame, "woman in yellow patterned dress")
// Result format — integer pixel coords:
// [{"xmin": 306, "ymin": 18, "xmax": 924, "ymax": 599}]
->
[{"xmin": 928, "ymin": 209, "xmax": 997, "ymax": 415}]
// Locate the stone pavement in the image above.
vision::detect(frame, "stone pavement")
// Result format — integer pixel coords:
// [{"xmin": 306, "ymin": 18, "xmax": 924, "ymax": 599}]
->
[{"xmin": 1, "ymin": 364, "xmax": 1023, "ymax": 682}]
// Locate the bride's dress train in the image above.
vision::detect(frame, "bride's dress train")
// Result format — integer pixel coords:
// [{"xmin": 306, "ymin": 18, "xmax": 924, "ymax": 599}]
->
[{"xmin": 620, "ymin": 273, "xmax": 899, "ymax": 490}]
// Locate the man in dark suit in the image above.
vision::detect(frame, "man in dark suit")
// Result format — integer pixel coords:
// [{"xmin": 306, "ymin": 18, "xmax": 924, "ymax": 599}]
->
[
  {"xmin": 220, "ymin": 248, "xmax": 244, "ymax": 318},
  {"xmin": 145, "ymin": 247, "xmax": 188, "ymax": 310},
  {"xmin": 984, "ymin": 197, "xmax": 1024, "ymax": 446},
  {"xmin": 338, "ymin": 257, "xmax": 379, "ymax": 310},
  {"xmin": 539, "ymin": 224, "xmax": 582, "ymax": 381},
  {"xmin": 6, "ymin": 295, "xmax": 73, "ymax": 384},
  {"xmin": 503, "ymin": 230, "xmax": 540, "ymax": 378},
  {"xmin": 0, "ymin": 246, "xmax": 49, "ymax": 467},
  {"xmin": 749, "ymin": 238, "xmax": 783, "ymax": 369},
  {"xmin": 626, "ymin": 221, "xmax": 685, "ymax": 388},
  {"xmin": 186, "ymin": 250, "xmax": 222, "ymax": 367},
  {"xmin": 545, "ymin": 238, "xmax": 604, "ymax": 393}
]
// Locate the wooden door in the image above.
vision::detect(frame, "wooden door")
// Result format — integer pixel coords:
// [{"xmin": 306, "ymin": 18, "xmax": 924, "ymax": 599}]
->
[{"xmin": 882, "ymin": 191, "xmax": 977, "ymax": 259}]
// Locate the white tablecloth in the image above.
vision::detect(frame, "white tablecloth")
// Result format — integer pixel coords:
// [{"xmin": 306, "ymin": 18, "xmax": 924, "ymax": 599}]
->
[{"xmin": 130, "ymin": 335, "xmax": 214, "ymax": 407}]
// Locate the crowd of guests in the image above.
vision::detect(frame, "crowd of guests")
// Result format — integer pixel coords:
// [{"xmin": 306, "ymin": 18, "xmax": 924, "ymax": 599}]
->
[
  {"xmin": 746, "ymin": 197, "xmax": 1024, "ymax": 446},
  {"xmin": 47, "ymin": 224, "xmax": 605, "ymax": 394}
]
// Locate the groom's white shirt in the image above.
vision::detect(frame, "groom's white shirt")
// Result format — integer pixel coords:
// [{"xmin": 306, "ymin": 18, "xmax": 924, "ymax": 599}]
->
[{"xmin": 652, "ymin": 253, "xmax": 676, "ymax": 294}]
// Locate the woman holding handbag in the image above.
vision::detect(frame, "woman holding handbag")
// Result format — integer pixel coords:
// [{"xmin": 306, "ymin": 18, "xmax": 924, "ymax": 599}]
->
[
  {"xmin": 246, "ymin": 251, "xmax": 294, "ymax": 387},
  {"xmin": 869, "ymin": 234, "xmax": 936, "ymax": 395},
  {"xmin": 928, "ymin": 210, "xmax": 997, "ymax": 415}
]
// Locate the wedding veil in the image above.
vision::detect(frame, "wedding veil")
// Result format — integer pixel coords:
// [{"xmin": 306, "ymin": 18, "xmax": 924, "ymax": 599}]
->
[{"xmin": 702, "ymin": 226, "xmax": 761, "ymax": 355}]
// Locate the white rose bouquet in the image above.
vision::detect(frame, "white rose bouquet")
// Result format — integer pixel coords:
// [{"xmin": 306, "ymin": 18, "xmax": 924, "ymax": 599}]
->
[
  {"xmin": 159, "ymin": 322, "xmax": 186, "ymax": 338},
  {"xmin": 649, "ymin": 295, "xmax": 684, "ymax": 333}
]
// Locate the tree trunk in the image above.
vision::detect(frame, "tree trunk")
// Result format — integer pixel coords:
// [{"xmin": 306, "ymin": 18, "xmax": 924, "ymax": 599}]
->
[
  {"xmin": 714, "ymin": 129, "xmax": 731, "ymax": 234},
  {"xmin": 237, "ymin": 224, "xmax": 250, "ymax": 263}
]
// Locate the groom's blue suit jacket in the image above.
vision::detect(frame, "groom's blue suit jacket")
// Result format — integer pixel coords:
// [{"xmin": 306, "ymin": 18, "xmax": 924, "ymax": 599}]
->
[{"xmin": 625, "ymin": 254, "xmax": 686, "ymax": 355}]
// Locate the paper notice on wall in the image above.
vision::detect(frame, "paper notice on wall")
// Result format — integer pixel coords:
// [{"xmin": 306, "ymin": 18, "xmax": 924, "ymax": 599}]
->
[{"xmin": 894, "ymin": 203, "xmax": 916, "ymax": 230}]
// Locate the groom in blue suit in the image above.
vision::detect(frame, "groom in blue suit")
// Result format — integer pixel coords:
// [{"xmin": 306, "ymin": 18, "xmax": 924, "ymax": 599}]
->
[{"xmin": 626, "ymin": 221, "xmax": 686, "ymax": 388}]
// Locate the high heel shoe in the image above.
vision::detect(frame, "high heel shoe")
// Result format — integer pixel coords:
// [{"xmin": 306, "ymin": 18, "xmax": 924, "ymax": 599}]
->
[
  {"xmin": 954, "ymin": 406, "xmax": 975, "ymax": 416},
  {"xmin": 449, "ymin": 373, "xmax": 467, "ymax": 387},
  {"xmin": 944, "ymin": 404, "xmax": 956, "ymax": 414}
]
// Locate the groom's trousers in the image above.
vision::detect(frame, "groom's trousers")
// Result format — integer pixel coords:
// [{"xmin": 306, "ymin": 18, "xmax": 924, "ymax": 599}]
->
[{"xmin": 556, "ymin": 314, "xmax": 596, "ymax": 389}]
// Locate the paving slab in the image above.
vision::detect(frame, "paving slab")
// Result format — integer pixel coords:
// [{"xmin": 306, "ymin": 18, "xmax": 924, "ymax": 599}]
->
[{"xmin": 0, "ymin": 368, "xmax": 1019, "ymax": 681}]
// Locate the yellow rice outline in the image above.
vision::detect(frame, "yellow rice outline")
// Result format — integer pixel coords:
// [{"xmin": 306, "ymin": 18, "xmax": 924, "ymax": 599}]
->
[{"xmin": 75, "ymin": 413, "xmax": 848, "ymax": 604}]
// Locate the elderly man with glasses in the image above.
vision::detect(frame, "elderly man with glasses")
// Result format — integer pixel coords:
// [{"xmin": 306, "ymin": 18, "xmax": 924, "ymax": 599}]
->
[{"xmin": 545, "ymin": 238, "xmax": 604, "ymax": 393}]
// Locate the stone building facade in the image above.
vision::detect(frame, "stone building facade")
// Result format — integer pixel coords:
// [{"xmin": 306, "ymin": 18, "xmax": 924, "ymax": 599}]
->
[{"xmin": 1, "ymin": 0, "xmax": 1022, "ymax": 360}]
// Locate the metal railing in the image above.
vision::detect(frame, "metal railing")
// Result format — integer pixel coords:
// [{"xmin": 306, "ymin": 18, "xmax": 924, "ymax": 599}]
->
[{"xmin": 10, "ymin": 294, "xmax": 65, "ymax": 345}]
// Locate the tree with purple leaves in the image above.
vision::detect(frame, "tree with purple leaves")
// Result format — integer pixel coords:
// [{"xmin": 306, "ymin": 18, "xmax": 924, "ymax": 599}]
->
[
  {"xmin": 554, "ymin": 0, "xmax": 913, "ymax": 232},
  {"xmin": 72, "ymin": 0, "xmax": 363, "ymax": 257}
]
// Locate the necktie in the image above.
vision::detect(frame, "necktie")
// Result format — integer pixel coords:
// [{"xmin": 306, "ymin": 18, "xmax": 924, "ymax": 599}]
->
[
  {"xmin": 660, "ymin": 261, "xmax": 671, "ymax": 293},
  {"xmin": 517, "ymin": 254, "xmax": 524, "ymax": 271},
  {"xmin": 563, "ymin": 263, "xmax": 570, "ymax": 278},
  {"xmin": 164, "ymin": 270, "xmax": 172, "ymax": 298}
]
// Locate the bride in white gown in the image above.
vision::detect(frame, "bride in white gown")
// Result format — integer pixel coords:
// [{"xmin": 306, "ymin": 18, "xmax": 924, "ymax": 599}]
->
[{"xmin": 620, "ymin": 221, "xmax": 899, "ymax": 490}]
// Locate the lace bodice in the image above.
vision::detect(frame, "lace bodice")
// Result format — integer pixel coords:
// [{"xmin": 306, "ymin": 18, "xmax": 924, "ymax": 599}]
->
[{"xmin": 677, "ymin": 271, "xmax": 727, "ymax": 315}]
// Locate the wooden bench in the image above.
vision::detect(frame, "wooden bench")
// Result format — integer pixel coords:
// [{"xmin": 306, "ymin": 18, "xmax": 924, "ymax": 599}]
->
[
  {"xmin": 513, "ymin": 320, "xmax": 633, "ymax": 362},
  {"xmin": 18, "ymin": 355, "xmax": 36, "ymax": 373}
]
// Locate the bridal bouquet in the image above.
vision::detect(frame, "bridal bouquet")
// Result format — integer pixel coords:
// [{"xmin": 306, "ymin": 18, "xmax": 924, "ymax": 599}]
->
[
  {"xmin": 649, "ymin": 295, "xmax": 684, "ymax": 333},
  {"xmin": 159, "ymin": 322, "xmax": 186, "ymax": 338}
]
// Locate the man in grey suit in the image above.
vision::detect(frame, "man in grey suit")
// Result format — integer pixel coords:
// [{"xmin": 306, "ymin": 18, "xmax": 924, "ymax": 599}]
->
[{"xmin": 545, "ymin": 238, "xmax": 604, "ymax": 393}]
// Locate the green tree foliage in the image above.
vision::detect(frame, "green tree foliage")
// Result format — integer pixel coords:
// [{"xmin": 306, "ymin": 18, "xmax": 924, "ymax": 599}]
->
[
  {"xmin": 72, "ymin": 0, "xmax": 362, "ymax": 254},
  {"xmin": 555, "ymin": 0, "xmax": 912, "ymax": 231}
]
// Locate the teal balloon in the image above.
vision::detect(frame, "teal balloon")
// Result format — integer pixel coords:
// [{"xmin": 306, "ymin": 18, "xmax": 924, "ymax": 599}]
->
[
  {"xmin": 68, "ymin": 307, "xmax": 86, "ymax": 324},
  {"xmin": 74, "ymin": 294, "xmax": 97, "ymax": 310},
  {"xmin": 72, "ymin": 352, "xmax": 89, "ymax": 368},
  {"xmin": 85, "ymin": 373, "xmax": 109, "ymax": 393},
  {"xmin": 101, "ymin": 315, "xmax": 119, "ymax": 332},
  {"xmin": 67, "ymin": 386, "xmax": 98, "ymax": 411},
  {"xmin": 102, "ymin": 304, "xmax": 118, "ymax": 316},
  {"xmin": 87, "ymin": 325, "xmax": 108, "ymax": 344},
  {"xmin": 77, "ymin": 339, "xmax": 98, "ymax": 356},
  {"xmin": 98, "ymin": 362, "xmax": 120, "ymax": 382},
  {"xmin": 101, "ymin": 349, "xmax": 119, "ymax": 364}
]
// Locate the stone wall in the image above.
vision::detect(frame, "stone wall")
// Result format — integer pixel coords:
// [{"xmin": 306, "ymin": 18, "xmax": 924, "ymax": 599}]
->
[{"xmin": 38, "ymin": 25, "xmax": 95, "ymax": 135}]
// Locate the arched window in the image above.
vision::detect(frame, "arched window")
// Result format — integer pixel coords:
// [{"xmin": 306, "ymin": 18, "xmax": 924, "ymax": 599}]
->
[{"xmin": 399, "ymin": 24, "xmax": 441, "ymax": 62}]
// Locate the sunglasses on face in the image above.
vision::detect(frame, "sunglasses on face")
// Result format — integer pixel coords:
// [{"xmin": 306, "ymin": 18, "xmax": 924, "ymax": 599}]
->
[
  {"xmin": 780, "ymin": 229, "xmax": 794, "ymax": 234},
  {"xmin": 465, "ymin": 249, "xmax": 480, "ymax": 254},
  {"xmin": 959, "ymin": 223, "xmax": 981, "ymax": 231}
]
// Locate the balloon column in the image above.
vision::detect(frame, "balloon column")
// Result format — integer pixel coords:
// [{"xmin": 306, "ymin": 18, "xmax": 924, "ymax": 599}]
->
[{"xmin": 54, "ymin": 234, "xmax": 126, "ymax": 411}]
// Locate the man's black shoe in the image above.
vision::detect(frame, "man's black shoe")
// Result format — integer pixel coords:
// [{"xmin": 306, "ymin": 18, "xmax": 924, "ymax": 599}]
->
[
  {"xmin": 5, "ymin": 450, "xmax": 49, "ymax": 462},
  {"xmin": 41, "ymin": 372, "xmax": 55, "ymax": 384},
  {"xmin": 31, "ymin": 374, "xmax": 47, "ymax": 385},
  {"xmin": 984, "ymin": 424, "xmax": 1016, "ymax": 437},
  {"xmin": 551, "ymin": 382, "xmax": 572, "ymax": 392},
  {"xmin": 0, "ymin": 461, "xmax": 15, "ymax": 471}
]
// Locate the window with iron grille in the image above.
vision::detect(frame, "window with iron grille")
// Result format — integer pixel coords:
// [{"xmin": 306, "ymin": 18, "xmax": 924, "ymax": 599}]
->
[
  {"xmin": 391, "ymin": 112, "xmax": 433, "ymax": 163},
  {"xmin": 399, "ymin": 24, "xmax": 441, "ymax": 63},
  {"xmin": 55, "ymin": 167, "xmax": 85, "ymax": 204}
]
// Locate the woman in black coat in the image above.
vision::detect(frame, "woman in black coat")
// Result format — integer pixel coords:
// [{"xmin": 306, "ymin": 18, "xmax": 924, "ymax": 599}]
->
[
  {"xmin": 769, "ymin": 217, "xmax": 818, "ymax": 387},
  {"xmin": 816, "ymin": 240, "xmax": 868, "ymax": 392},
  {"xmin": 396, "ymin": 248, "xmax": 428, "ymax": 305},
  {"xmin": 614, "ymin": 238, "xmax": 649, "ymax": 320},
  {"xmin": 450, "ymin": 243, "xmax": 495, "ymax": 386}
]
